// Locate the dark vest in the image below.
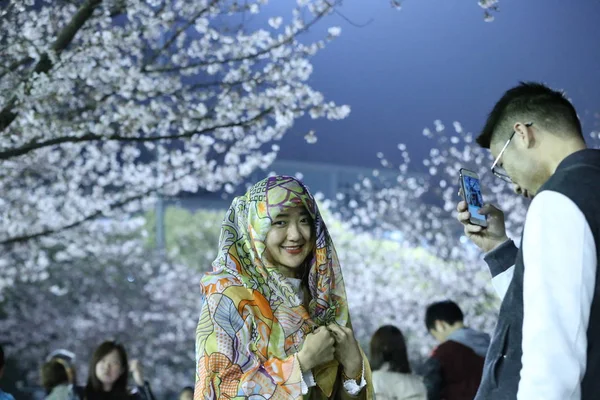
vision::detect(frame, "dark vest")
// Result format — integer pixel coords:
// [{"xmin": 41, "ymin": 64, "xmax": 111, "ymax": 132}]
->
[{"xmin": 476, "ymin": 149, "xmax": 600, "ymax": 399}]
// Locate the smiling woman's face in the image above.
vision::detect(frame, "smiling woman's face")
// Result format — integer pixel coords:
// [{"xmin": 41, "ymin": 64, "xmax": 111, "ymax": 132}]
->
[
  {"xmin": 264, "ymin": 206, "xmax": 314, "ymax": 278},
  {"xmin": 94, "ymin": 350, "xmax": 124, "ymax": 390}
]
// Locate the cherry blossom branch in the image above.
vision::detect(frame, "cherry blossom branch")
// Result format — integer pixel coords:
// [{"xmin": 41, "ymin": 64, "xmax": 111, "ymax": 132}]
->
[
  {"xmin": 0, "ymin": 0, "xmax": 103, "ymax": 133},
  {"xmin": 0, "ymin": 107, "xmax": 272, "ymax": 160},
  {"xmin": 0, "ymin": 200, "xmax": 133, "ymax": 246},
  {"xmin": 0, "ymin": 56, "xmax": 35, "ymax": 81},
  {"xmin": 142, "ymin": 0, "xmax": 220, "ymax": 69},
  {"xmin": 0, "ymin": 171, "xmax": 193, "ymax": 247},
  {"xmin": 324, "ymin": 0, "xmax": 374, "ymax": 27},
  {"xmin": 0, "ymin": 124, "xmax": 254, "ymax": 247},
  {"xmin": 143, "ymin": 2, "xmax": 334, "ymax": 74}
]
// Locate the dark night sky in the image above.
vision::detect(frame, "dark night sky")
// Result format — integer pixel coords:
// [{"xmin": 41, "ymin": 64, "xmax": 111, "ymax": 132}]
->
[{"xmin": 262, "ymin": 0, "xmax": 600, "ymax": 170}]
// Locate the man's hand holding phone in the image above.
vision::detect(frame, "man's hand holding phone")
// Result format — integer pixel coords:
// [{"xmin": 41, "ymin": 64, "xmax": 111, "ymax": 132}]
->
[{"xmin": 456, "ymin": 201, "xmax": 509, "ymax": 253}]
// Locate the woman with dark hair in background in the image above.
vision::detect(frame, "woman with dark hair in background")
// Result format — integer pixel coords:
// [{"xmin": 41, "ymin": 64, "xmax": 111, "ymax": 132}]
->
[
  {"xmin": 83, "ymin": 341, "xmax": 155, "ymax": 400},
  {"xmin": 45, "ymin": 349, "xmax": 83, "ymax": 400},
  {"xmin": 46, "ymin": 350, "xmax": 78, "ymax": 387},
  {"xmin": 370, "ymin": 325, "xmax": 427, "ymax": 400},
  {"xmin": 41, "ymin": 360, "xmax": 72, "ymax": 400}
]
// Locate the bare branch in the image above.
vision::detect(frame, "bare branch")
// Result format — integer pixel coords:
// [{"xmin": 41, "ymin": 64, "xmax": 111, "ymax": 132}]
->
[{"xmin": 331, "ymin": 7, "xmax": 373, "ymax": 27}]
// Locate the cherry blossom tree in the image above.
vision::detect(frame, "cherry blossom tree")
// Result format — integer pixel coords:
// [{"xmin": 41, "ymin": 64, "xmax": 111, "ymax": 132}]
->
[
  {"xmin": 0, "ymin": 0, "xmax": 355, "ymax": 296},
  {"xmin": 0, "ymin": 203, "xmax": 447, "ymax": 394},
  {"xmin": 0, "ymin": 0, "xmax": 503, "ymax": 294},
  {"xmin": 0, "ymin": 216, "xmax": 203, "ymax": 397},
  {"xmin": 4, "ymin": 138, "xmax": 553, "ymax": 393},
  {"xmin": 321, "ymin": 203, "xmax": 498, "ymax": 367},
  {"xmin": 332, "ymin": 120, "xmax": 600, "ymax": 366},
  {"xmin": 0, "ymin": 1, "xmax": 508, "ymax": 392},
  {"xmin": 0, "ymin": 2, "xmax": 355, "ymax": 392},
  {"xmin": 338, "ymin": 120, "xmax": 600, "ymax": 251}
]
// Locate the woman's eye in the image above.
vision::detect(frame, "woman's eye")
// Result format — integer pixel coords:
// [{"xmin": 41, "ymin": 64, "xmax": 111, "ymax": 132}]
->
[{"xmin": 273, "ymin": 220, "xmax": 286, "ymax": 226}]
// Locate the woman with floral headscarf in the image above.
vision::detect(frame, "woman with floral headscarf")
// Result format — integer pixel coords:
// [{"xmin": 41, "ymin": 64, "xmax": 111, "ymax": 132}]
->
[{"xmin": 194, "ymin": 176, "xmax": 374, "ymax": 399}]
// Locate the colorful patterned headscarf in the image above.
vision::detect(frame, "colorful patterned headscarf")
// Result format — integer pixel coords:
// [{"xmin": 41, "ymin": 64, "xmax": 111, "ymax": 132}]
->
[{"xmin": 207, "ymin": 175, "xmax": 349, "ymax": 327}]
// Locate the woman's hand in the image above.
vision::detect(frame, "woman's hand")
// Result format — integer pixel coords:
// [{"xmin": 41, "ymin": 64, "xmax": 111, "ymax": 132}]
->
[
  {"xmin": 297, "ymin": 326, "xmax": 336, "ymax": 371},
  {"xmin": 129, "ymin": 359, "xmax": 145, "ymax": 386},
  {"xmin": 327, "ymin": 324, "xmax": 362, "ymax": 379}
]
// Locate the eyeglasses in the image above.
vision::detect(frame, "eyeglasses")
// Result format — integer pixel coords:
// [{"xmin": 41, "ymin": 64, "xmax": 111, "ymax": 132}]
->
[{"xmin": 490, "ymin": 122, "xmax": 533, "ymax": 183}]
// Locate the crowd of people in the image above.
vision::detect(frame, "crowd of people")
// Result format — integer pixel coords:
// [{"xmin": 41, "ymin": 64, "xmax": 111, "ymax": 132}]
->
[
  {"xmin": 0, "ymin": 300, "xmax": 488, "ymax": 400},
  {"xmin": 0, "ymin": 343, "xmax": 196, "ymax": 400},
  {"xmin": 1, "ymin": 83, "xmax": 598, "ymax": 400}
]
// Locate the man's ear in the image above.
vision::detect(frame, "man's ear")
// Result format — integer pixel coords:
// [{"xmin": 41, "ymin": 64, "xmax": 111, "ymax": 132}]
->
[{"xmin": 513, "ymin": 122, "xmax": 536, "ymax": 149}]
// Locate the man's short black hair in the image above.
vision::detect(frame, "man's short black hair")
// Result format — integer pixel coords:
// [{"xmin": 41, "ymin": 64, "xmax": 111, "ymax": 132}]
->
[
  {"xmin": 477, "ymin": 82, "xmax": 583, "ymax": 149},
  {"xmin": 425, "ymin": 300, "xmax": 464, "ymax": 331},
  {"xmin": 181, "ymin": 386, "xmax": 194, "ymax": 394}
]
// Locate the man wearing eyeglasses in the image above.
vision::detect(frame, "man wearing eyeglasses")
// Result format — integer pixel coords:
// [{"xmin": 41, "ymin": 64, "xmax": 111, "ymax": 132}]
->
[{"xmin": 457, "ymin": 82, "xmax": 600, "ymax": 400}]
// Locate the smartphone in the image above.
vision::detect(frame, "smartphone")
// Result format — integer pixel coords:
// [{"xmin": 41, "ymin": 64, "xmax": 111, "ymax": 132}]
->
[{"xmin": 459, "ymin": 168, "xmax": 487, "ymax": 227}]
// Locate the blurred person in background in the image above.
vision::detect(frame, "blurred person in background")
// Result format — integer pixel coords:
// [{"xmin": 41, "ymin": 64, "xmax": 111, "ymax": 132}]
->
[
  {"xmin": 46, "ymin": 350, "xmax": 78, "ymax": 387},
  {"xmin": 83, "ymin": 341, "xmax": 155, "ymax": 400},
  {"xmin": 423, "ymin": 301, "xmax": 490, "ymax": 400},
  {"xmin": 41, "ymin": 359, "xmax": 74, "ymax": 400},
  {"xmin": 46, "ymin": 349, "xmax": 83, "ymax": 399},
  {"xmin": 178, "ymin": 386, "xmax": 193, "ymax": 400},
  {"xmin": 370, "ymin": 325, "xmax": 427, "ymax": 400},
  {"xmin": 0, "ymin": 344, "xmax": 15, "ymax": 400}
]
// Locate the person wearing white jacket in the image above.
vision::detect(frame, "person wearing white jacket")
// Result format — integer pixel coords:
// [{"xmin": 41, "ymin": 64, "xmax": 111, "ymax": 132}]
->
[{"xmin": 370, "ymin": 325, "xmax": 427, "ymax": 400}]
